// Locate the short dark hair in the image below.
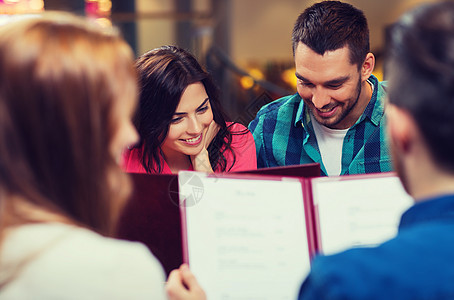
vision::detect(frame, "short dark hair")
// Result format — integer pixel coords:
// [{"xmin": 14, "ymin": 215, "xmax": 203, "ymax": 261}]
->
[
  {"xmin": 385, "ymin": 1, "xmax": 454, "ymax": 172},
  {"xmin": 292, "ymin": 0, "xmax": 370, "ymax": 69},
  {"xmin": 133, "ymin": 45, "xmax": 237, "ymax": 173}
]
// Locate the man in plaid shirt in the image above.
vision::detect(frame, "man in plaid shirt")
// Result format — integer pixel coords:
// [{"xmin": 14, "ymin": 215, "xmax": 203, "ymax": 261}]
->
[{"xmin": 249, "ymin": 1, "xmax": 392, "ymax": 176}]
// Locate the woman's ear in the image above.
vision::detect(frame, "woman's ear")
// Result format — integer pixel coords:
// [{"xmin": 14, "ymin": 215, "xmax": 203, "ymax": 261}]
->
[{"xmin": 361, "ymin": 53, "xmax": 375, "ymax": 81}]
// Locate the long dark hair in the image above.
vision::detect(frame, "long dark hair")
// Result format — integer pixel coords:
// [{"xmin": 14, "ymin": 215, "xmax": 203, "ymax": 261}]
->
[
  {"xmin": 133, "ymin": 45, "xmax": 237, "ymax": 173},
  {"xmin": 0, "ymin": 14, "xmax": 137, "ymax": 236}
]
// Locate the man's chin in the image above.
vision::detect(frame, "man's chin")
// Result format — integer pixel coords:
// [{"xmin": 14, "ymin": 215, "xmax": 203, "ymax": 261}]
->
[{"xmin": 313, "ymin": 115, "xmax": 341, "ymax": 129}]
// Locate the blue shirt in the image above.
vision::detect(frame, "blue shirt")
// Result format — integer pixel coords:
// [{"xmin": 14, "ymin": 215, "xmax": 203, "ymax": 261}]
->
[
  {"xmin": 248, "ymin": 75, "xmax": 392, "ymax": 176},
  {"xmin": 299, "ymin": 194, "xmax": 454, "ymax": 300}
]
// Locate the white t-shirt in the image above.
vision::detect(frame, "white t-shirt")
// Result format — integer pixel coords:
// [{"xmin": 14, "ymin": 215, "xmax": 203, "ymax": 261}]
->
[
  {"xmin": 310, "ymin": 113, "xmax": 348, "ymax": 176},
  {"xmin": 0, "ymin": 223, "xmax": 167, "ymax": 300}
]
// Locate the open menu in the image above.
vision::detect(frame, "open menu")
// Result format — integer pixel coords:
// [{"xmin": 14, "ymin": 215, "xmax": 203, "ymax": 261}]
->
[
  {"xmin": 178, "ymin": 171, "xmax": 413, "ymax": 299},
  {"xmin": 116, "ymin": 168, "xmax": 413, "ymax": 299}
]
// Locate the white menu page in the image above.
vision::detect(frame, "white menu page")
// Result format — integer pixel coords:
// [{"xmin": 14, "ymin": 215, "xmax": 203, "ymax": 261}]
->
[
  {"xmin": 179, "ymin": 171, "xmax": 311, "ymax": 300},
  {"xmin": 311, "ymin": 174, "xmax": 414, "ymax": 255}
]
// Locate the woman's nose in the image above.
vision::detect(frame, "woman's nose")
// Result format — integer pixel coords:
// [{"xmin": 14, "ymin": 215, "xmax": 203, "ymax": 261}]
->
[{"xmin": 186, "ymin": 115, "xmax": 202, "ymax": 134}]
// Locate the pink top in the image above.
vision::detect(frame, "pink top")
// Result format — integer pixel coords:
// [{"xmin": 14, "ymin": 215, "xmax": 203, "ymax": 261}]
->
[{"xmin": 121, "ymin": 123, "xmax": 257, "ymax": 174}]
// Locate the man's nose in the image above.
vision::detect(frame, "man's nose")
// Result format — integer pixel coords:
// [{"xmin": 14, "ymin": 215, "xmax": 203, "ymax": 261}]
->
[{"xmin": 311, "ymin": 87, "xmax": 331, "ymax": 109}]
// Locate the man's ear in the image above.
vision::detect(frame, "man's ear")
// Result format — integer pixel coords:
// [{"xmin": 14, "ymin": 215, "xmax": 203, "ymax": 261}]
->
[
  {"xmin": 387, "ymin": 104, "xmax": 415, "ymax": 153},
  {"xmin": 361, "ymin": 53, "xmax": 375, "ymax": 81}
]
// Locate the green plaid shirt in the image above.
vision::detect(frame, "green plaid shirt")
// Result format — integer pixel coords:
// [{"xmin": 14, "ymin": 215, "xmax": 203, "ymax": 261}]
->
[{"xmin": 249, "ymin": 75, "xmax": 392, "ymax": 176}]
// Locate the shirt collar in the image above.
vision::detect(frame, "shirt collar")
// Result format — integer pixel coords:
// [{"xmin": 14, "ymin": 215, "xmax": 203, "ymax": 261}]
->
[
  {"xmin": 295, "ymin": 97, "xmax": 310, "ymax": 128},
  {"xmin": 360, "ymin": 74, "xmax": 384, "ymax": 127},
  {"xmin": 294, "ymin": 74, "xmax": 385, "ymax": 129},
  {"xmin": 399, "ymin": 194, "xmax": 454, "ymax": 229}
]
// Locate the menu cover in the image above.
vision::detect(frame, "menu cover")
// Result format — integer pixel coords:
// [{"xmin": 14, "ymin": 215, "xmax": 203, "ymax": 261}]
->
[
  {"xmin": 234, "ymin": 163, "xmax": 320, "ymax": 178},
  {"xmin": 116, "ymin": 173, "xmax": 181, "ymax": 276}
]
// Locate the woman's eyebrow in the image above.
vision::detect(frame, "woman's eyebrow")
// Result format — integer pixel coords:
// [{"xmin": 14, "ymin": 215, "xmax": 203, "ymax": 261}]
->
[
  {"xmin": 197, "ymin": 98, "xmax": 209, "ymax": 110},
  {"xmin": 173, "ymin": 98, "xmax": 209, "ymax": 115}
]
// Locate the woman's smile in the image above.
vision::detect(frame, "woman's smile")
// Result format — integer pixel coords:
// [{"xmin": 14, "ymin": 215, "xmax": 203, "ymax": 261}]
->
[{"xmin": 180, "ymin": 134, "xmax": 203, "ymax": 146}]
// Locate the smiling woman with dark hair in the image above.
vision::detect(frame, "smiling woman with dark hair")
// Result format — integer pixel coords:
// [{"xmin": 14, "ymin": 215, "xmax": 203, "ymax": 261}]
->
[{"xmin": 121, "ymin": 45, "xmax": 256, "ymax": 174}]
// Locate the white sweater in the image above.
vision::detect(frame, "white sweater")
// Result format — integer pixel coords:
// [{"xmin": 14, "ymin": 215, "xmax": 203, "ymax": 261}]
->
[{"xmin": 0, "ymin": 223, "xmax": 167, "ymax": 300}]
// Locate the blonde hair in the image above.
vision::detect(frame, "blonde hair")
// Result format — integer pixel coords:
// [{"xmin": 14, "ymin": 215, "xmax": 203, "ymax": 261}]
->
[{"xmin": 0, "ymin": 13, "xmax": 137, "ymax": 236}]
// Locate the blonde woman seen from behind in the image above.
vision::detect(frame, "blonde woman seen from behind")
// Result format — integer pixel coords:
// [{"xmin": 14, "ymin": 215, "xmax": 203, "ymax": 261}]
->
[{"xmin": 0, "ymin": 14, "xmax": 204, "ymax": 300}]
